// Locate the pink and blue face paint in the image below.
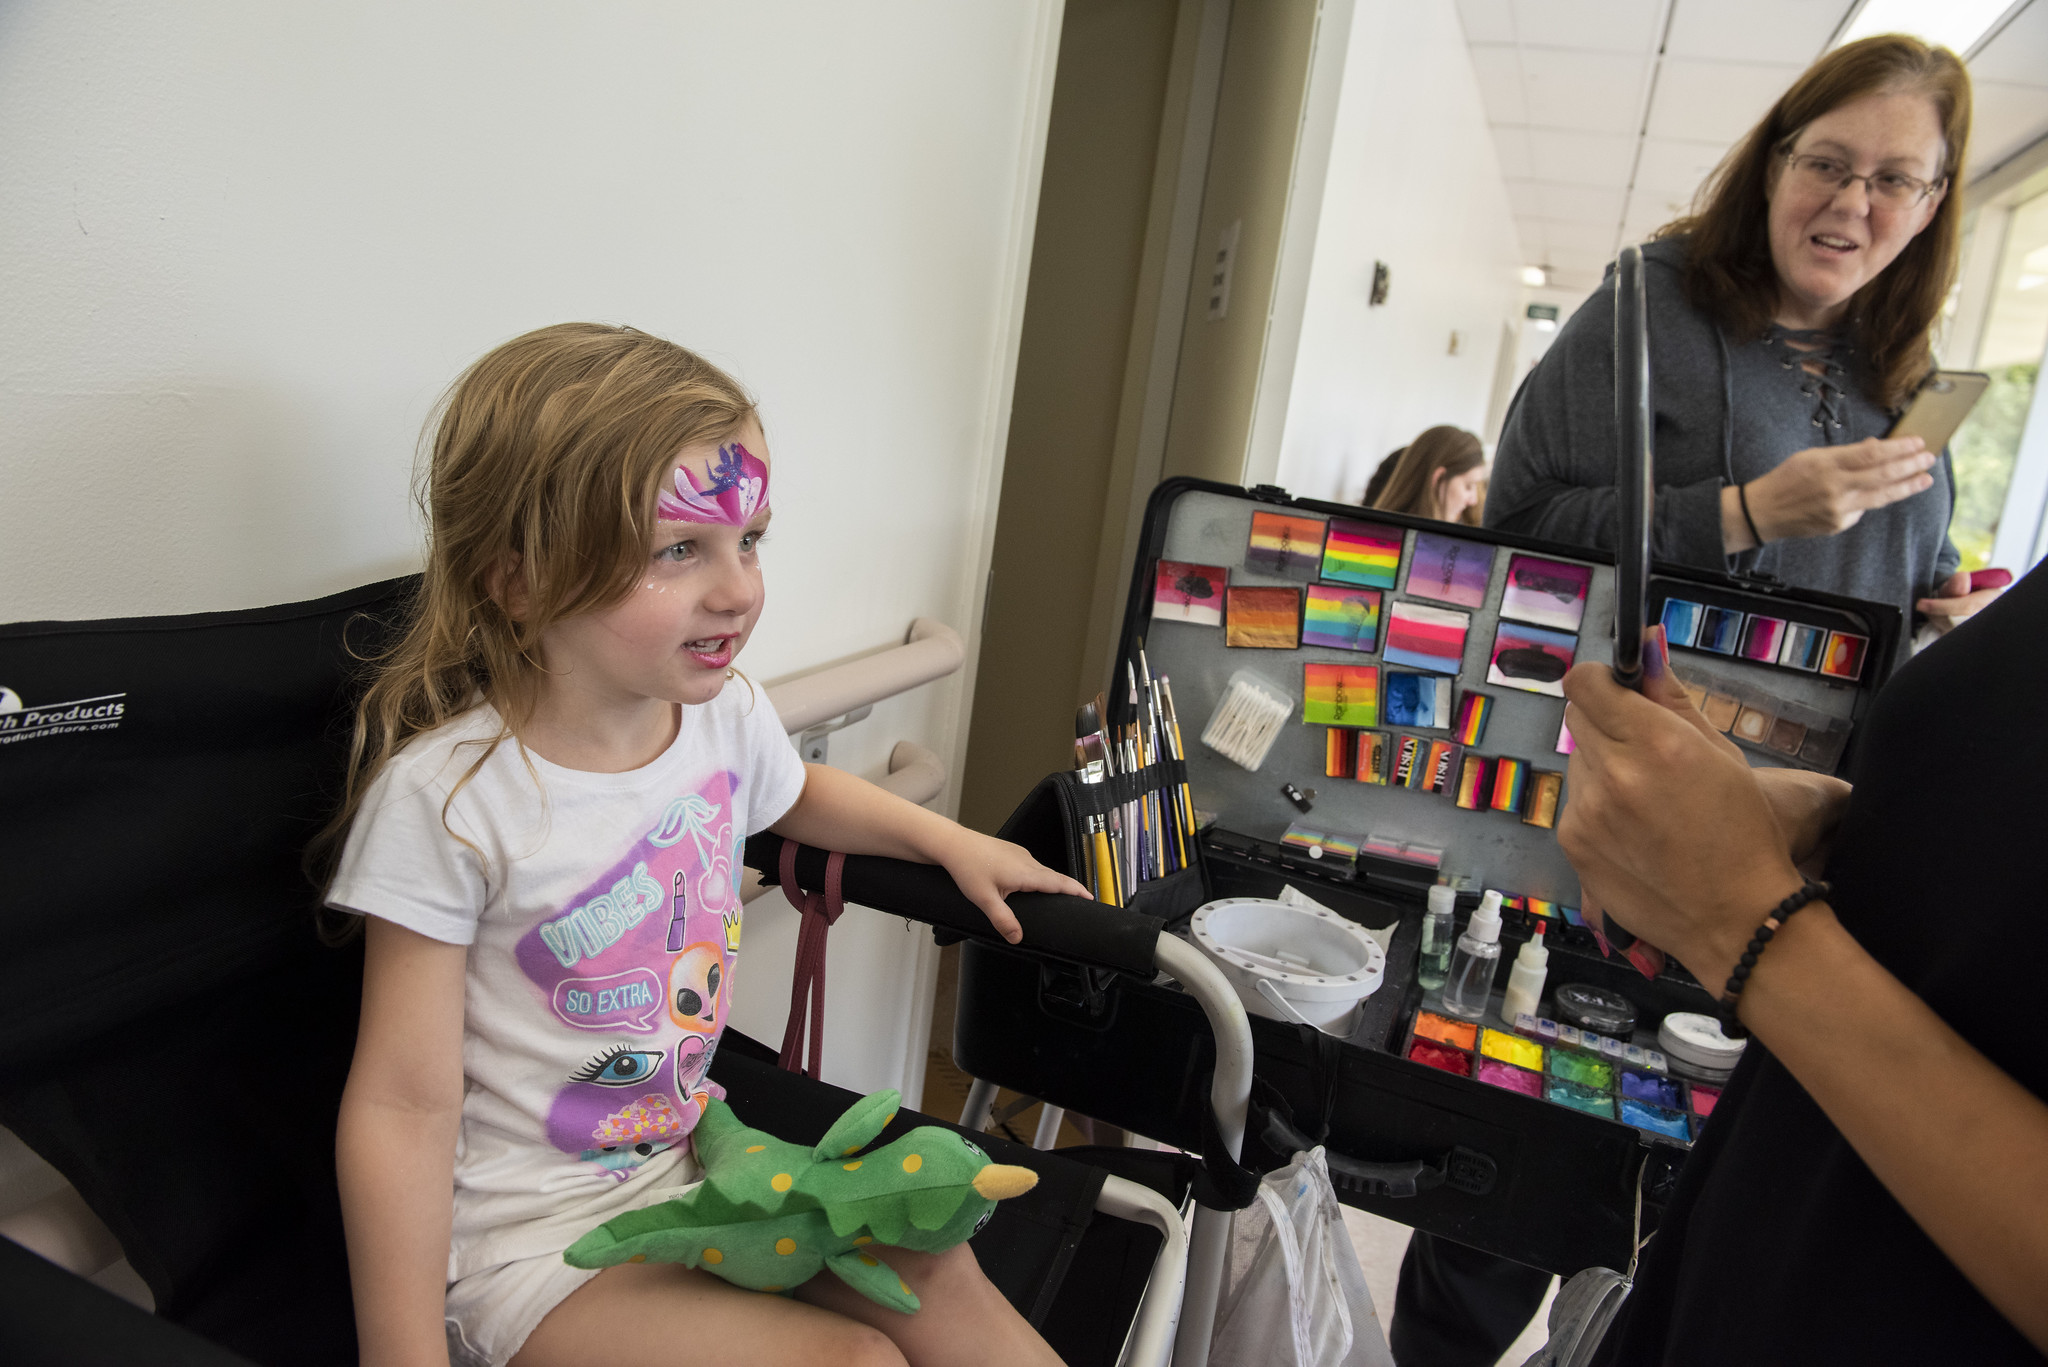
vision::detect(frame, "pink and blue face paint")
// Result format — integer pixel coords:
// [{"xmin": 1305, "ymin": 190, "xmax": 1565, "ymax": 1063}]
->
[{"xmin": 657, "ymin": 442, "xmax": 769, "ymax": 526}]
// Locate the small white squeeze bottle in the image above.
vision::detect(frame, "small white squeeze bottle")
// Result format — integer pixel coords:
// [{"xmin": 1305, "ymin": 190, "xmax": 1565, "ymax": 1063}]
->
[
  {"xmin": 1440, "ymin": 890, "xmax": 1503, "ymax": 1020},
  {"xmin": 1416, "ymin": 883, "xmax": 1457, "ymax": 991},
  {"xmin": 1500, "ymin": 922, "xmax": 1549, "ymax": 1024}
]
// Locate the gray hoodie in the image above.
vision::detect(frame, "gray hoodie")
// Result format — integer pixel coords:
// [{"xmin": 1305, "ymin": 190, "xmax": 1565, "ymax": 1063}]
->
[{"xmin": 1485, "ymin": 237, "xmax": 1957, "ymax": 663}]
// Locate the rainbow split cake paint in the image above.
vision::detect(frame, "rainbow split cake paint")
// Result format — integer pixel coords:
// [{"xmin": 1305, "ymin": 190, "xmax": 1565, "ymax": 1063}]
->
[{"xmin": 1319, "ymin": 519, "xmax": 1403, "ymax": 589}]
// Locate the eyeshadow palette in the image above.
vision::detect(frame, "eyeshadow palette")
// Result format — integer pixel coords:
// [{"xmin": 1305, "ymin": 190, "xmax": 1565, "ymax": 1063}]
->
[
  {"xmin": 1674, "ymin": 665, "xmax": 1853, "ymax": 770},
  {"xmin": 1661, "ymin": 592, "xmax": 1872, "ymax": 683},
  {"xmin": 1401, "ymin": 1008, "xmax": 1704, "ymax": 1144}
]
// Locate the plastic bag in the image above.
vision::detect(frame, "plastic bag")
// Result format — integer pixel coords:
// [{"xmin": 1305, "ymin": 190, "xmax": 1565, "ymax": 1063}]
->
[{"xmin": 1208, "ymin": 1146, "xmax": 1393, "ymax": 1367}]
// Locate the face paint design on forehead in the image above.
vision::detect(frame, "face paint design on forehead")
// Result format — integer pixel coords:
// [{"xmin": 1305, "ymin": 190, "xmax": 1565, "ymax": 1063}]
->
[{"xmin": 657, "ymin": 442, "xmax": 769, "ymax": 526}]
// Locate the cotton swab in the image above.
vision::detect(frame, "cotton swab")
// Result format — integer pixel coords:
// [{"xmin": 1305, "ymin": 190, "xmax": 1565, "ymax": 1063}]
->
[{"xmin": 1200, "ymin": 673, "xmax": 1293, "ymax": 772}]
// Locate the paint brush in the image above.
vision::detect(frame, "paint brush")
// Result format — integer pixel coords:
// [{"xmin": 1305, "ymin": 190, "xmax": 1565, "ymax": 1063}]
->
[
  {"xmin": 1139, "ymin": 649, "xmax": 1184, "ymax": 873},
  {"xmin": 1075, "ymin": 703, "xmax": 1120, "ymax": 906},
  {"xmin": 1160, "ymin": 678, "xmax": 1198, "ymax": 857}
]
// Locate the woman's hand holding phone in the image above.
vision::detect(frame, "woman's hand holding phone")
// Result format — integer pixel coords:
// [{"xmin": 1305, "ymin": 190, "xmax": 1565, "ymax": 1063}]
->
[{"xmin": 1916, "ymin": 568, "xmax": 2011, "ymax": 634}]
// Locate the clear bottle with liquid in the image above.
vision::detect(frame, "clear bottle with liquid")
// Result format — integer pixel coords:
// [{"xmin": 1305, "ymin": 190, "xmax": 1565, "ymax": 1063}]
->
[
  {"xmin": 1416, "ymin": 883, "xmax": 1457, "ymax": 991},
  {"xmin": 1440, "ymin": 890, "xmax": 1504, "ymax": 1019}
]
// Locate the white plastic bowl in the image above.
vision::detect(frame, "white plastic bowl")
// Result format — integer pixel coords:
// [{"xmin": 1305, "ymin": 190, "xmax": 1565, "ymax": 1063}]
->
[{"xmin": 1189, "ymin": 896, "xmax": 1385, "ymax": 1031}]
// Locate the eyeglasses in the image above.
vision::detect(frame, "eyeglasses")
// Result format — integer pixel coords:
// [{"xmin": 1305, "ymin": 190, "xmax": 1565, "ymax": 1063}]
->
[{"xmin": 1781, "ymin": 151, "xmax": 1943, "ymax": 207}]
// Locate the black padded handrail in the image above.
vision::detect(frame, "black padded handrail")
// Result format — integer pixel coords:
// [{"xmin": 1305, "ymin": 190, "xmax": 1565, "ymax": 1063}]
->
[{"xmin": 744, "ymin": 833, "xmax": 1163, "ymax": 978}]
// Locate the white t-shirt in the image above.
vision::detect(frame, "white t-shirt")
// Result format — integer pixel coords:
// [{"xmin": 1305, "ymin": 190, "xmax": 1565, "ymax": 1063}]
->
[{"xmin": 328, "ymin": 685, "xmax": 808, "ymax": 1279}]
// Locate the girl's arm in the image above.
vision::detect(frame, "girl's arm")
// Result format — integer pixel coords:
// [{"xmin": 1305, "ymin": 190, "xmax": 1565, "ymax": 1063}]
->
[
  {"xmin": 337, "ymin": 917, "xmax": 470, "ymax": 1367},
  {"xmin": 769, "ymin": 763, "xmax": 1089, "ymax": 943},
  {"xmin": 1557, "ymin": 662, "xmax": 2048, "ymax": 1351}
]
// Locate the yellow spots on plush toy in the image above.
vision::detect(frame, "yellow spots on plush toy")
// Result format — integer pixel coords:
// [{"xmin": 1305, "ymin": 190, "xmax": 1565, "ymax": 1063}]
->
[
  {"xmin": 762, "ymin": 1285, "xmax": 783, "ymax": 1293},
  {"xmin": 702, "ymin": 1248, "xmax": 724, "ymax": 1265},
  {"xmin": 898, "ymin": 1278, "xmax": 911, "ymax": 1296},
  {"xmin": 745, "ymin": 1145, "xmax": 766, "ymax": 1154},
  {"xmin": 843, "ymin": 1144, "xmax": 861, "ymax": 1155},
  {"xmin": 775, "ymin": 1237, "xmax": 797, "ymax": 1256},
  {"xmin": 902, "ymin": 1153, "xmax": 923, "ymax": 1174},
  {"xmin": 628, "ymin": 1254, "xmax": 647, "ymax": 1264},
  {"xmin": 843, "ymin": 1160, "xmax": 862, "ymax": 1171},
  {"xmin": 852, "ymin": 1236, "xmax": 874, "ymax": 1246},
  {"xmin": 885, "ymin": 1112, "xmax": 897, "ymax": 1126},
  {"xmin": 858, "ymin": 1253, "xmax": 879, "ymax": 1267},
  {"xmin": 771, "ymin": 1172, "xmax": 793, "ymax": 1192}
]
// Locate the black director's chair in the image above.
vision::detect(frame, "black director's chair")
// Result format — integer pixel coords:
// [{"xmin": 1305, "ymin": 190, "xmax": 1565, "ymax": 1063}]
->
[{"xmin": 0, "ymin": 580, "xmax": 1248, "ymax": 1367}]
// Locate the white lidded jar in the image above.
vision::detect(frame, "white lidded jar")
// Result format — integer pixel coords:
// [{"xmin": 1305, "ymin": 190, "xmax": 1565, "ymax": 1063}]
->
[{"xmin": 1440, "ymin": 890, "xmax": 1503, "ymax": 1020}]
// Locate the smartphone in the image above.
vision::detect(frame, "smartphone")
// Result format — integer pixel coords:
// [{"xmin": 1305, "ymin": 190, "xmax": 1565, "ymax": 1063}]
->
[{"xmin": 1889, "ymin": 370, "xmax": 1990, "ymax": 451}]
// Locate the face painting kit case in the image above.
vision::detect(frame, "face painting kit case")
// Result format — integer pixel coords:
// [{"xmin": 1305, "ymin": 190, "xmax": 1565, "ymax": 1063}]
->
[{"xmin": 959, "ymin": 251, "xmax": 1903, "ymax": 1274}]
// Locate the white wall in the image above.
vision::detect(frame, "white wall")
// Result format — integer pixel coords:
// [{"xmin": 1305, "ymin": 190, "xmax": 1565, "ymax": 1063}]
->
[
  {"xmin": 1268, "ymin": 0, "xmax": 1525, "ymax": 504},
  {"xmin": 0, "ymin": 2, "xmax": 1062, "ymax": 1105}
]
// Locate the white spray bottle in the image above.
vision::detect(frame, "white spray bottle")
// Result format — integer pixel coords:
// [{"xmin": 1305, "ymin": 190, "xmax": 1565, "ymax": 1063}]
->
[
  {"xmin": 1501, "ymin": 922, "xmax": 1550, "ymax": 1024},
  {"xmin": 1440, "ymin": 890, "xmax": 1503, "ymax": 1020}
]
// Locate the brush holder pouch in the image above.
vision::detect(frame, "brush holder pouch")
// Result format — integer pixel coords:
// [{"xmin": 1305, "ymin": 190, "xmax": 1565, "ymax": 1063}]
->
[{"xmin": 996, "ymin": 761, "xmax": 1210, "ymax": 927}]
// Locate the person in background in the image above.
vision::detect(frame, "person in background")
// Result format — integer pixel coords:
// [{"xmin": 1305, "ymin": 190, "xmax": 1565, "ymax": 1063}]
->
[
  {"xmin": 1398, "ymin": 34, "xmax": 1995, "ymax": 1366},
  {"xmin": 1483, "ymin": 34, "xmax": 2002, "ymax": 670},
  {"xmin": 1361, "ymin": 446, "xmax": 1406, "ymax": 508},
  {"xmin": 1458, "ymin": 476, "xmax": 1487, "ymax": 528},
  {"xmin": 1370, "ymin": 426, "xmax": 1486, "ymax": 523}
]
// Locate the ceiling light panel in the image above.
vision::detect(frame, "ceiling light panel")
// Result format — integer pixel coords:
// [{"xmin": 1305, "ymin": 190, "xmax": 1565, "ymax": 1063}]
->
[
  {"xmin": 1454, "ymin": 0, "xmax": 1516, "ymax": 45},
  {"xmin": 1645, "ymin": 60, "xmax": 1805, "ymax": 142},
  {"xmin": 1523, "ymin": 128, "xmax": 1639, "ymax": 184},
  {"xmin": 1835, "ymin": 0, "xmax": 2017, "ymax": 56},
  {"xmin": 1517, "ymin": 49, "xmax": 1651, "ymax": 134},
  {"xmin": 1965, "ymin": 0, "xmax": 2048, "ymax": 84},
  {"xmin": 1508, "ymin": 0, "xmax": 1665, "ymax": 54},
  {"xmin": 1665, "ymin": 0, "xmax": 1851, "ymax": 62}
]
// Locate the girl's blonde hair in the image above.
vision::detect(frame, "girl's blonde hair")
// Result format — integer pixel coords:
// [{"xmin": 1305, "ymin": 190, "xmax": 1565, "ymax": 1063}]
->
[{"xmin": 310, "ymin": 323, "xmax": 756, "ymax": 908}]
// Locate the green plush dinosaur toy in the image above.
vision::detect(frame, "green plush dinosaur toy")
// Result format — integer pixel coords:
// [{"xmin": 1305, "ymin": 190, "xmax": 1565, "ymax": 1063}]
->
[{"xmin": 563, "ymin": 1088, "xmax": 1038, "ymax": 1312}]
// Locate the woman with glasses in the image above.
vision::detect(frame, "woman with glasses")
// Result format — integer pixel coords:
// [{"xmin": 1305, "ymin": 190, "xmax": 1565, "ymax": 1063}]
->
[
  {"xmin": 1479, "ymin": 34, "xmax": 2000, "ymax": 671},
  {"xmin": 1395, "ymin": 35, "xmax": 2010, "ymax": 1367}
]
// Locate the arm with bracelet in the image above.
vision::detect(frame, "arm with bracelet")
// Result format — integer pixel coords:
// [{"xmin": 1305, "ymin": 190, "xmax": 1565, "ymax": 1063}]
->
[{"xmin": 1553, "ymin": 568, "xmax": 2048, "ymax": 1358}]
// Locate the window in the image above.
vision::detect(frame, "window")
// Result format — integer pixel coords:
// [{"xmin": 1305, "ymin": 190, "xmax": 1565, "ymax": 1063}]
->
[{"xmin": 1950, "ymin": 184, "xmax": 2048, "ymax": 570}]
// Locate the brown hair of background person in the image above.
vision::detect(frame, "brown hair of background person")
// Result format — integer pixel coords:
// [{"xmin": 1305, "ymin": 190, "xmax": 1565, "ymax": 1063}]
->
[
  {"xmin": 1460, "ymin": 477, "xmax": 1487, "ymax": 527},
  {"xmin": 1361, "ymin": 446, "xmax": 1405, "ymax": 506},
  {"xmin": 1371, "ymin": 425, "xmax": 1485, "ymax": 521},
  {"xmin": 1657, "ymin": 34, "xmax": 1969, "ymax": 408}
]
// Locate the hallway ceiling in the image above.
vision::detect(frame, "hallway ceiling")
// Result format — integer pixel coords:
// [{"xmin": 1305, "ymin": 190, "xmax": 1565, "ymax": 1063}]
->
[{"xmin": 1459, "ymin": 0, "xmax": 2048, "ymax": 292}]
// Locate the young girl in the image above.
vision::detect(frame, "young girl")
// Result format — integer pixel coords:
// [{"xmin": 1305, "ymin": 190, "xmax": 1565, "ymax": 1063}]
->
[{"xmin": 324, "ymin": 323, "xmax": 1085, "ymax": 1367}]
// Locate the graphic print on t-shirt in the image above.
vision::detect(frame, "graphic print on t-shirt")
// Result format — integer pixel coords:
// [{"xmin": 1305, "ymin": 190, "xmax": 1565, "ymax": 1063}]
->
[{"xmin": 512, "ymin": 769, "xmax": 746, "ymax": 1178}]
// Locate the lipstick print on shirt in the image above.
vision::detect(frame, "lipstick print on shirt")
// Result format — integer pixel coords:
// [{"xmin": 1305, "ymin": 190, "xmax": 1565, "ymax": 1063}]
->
[
  {"xmin": 656, "ymin": 442, "xmax": 769, "ymax": 526},
  {"xmin": 516, "ymin": 770, "xmax": 744, "ymax": 1175}
]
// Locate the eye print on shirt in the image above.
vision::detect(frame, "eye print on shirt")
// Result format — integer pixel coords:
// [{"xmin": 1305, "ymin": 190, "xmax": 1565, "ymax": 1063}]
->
[{"xmin": 568, "ymin": 1043, "xmax": 668, "ymax": 1088}]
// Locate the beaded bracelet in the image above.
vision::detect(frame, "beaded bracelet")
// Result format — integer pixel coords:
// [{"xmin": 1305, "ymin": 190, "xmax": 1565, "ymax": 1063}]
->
[
  {"xmin": 1737, "ymin": 481, "xmax": 1766, "ymax": 548},
  {"xmin": 1718, "ymin": 878, "xmax": 1831, "ymax": 1039}
]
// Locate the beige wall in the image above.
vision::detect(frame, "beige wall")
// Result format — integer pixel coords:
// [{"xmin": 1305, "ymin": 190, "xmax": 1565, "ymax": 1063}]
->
[
  {"xmin": 958, "ymin": 0, "xmax": 1184, "ymax": 833},
  {"xmin": 0, "ymin": 1, "xmax": 1065, "ymax": 1106},
  {"xmin": 1161, "ymin": 1, "xmax": 1323, "ymax": 485},
  {"xmin": 959, "ymin": 0, "xmax": 1332, "ymax": 833}
]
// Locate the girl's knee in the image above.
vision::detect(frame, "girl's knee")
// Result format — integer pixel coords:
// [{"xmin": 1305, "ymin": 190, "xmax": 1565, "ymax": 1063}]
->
[
  {"xmin": 903, "ymin": 1241, "xmax": 998, "ymax": 1303},
  {"xmin": 839, "ymin": 1321, "xmax": 911, "ymax": 1367}
]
